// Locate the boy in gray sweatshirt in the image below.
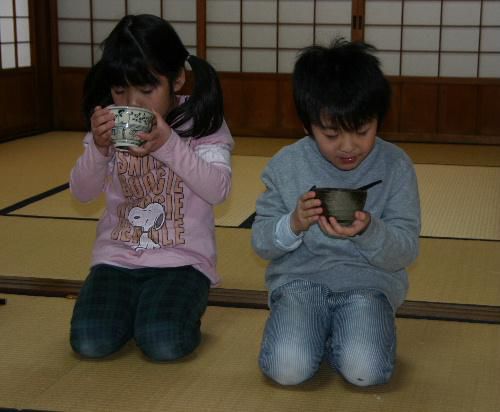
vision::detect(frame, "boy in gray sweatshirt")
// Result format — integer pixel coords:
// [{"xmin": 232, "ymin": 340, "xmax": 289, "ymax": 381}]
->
[{"xmin": 252, "ymin": 39, "xmax": 420, "ymax": 387}]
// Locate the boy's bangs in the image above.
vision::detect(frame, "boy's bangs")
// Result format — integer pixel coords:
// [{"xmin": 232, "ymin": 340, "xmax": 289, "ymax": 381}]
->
[{"xmin": 319, "ymin": 107, "xmax": 373, "ymax": 132}]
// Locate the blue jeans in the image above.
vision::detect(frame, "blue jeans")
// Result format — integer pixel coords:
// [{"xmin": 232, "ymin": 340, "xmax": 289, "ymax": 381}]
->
[{"xmin": 259, "ymin": 280, "xmax": 396, "ymax": 387}]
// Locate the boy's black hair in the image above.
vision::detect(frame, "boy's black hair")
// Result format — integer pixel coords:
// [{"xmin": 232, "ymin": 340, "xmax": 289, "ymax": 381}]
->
[
  {"xmin": 82, "ymin": 14, "xmax": 224, "ymax": 139},
  {"xmin": 293, "ymin": 38, "xmax": 391, "ymax": 135}
]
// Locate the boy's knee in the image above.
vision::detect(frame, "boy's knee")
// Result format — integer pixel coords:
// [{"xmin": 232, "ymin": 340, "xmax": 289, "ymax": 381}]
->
[
  {"xmin": 336, "ymin": 348, "xmax": 394, "ymax": 387},
  {"xmin": 341, "ymin": 365, "xmax": 393, "ymax": 387},
  {"xmin": 136, "ymin": 322, "xmax": 201, "ymax": 362},
  {"xmin": 259, "ymin": 344, "xmax": 318, "ymax": 386}
]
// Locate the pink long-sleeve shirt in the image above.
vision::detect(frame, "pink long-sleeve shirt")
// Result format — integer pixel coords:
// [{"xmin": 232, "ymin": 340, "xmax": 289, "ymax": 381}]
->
[{"xmin": 70, "ymin": 112, "xmax": 234, "ymax": 286}]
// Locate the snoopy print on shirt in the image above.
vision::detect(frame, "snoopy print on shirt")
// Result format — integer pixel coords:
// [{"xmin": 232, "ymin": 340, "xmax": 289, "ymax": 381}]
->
[{"xmin": 110, "ymin": 151, "xmax": 185, "ymax": 250}]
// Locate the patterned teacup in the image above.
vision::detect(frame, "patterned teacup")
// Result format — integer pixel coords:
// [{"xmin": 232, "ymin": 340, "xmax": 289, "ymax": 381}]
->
[{"xmin": 109, "ymin": 106, "xmax": 154, "ymax": 151}]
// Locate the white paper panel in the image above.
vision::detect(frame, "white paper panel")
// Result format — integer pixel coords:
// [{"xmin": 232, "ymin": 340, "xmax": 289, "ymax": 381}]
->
[
  {"xmin": 93, "ymin": 21, "xmax": 116, "ymax": 44},
  {"xmin": 481, "ymin": 28, "xmax": 500, "ymax": 52},
  {"xmin": 401, "ymin": 52, "xmax": 438, "ymax": 76},
  {"xmin": 315, "ymin": 25, "xmax": 351, "ymax": 46},
  {"xmin": 403, "ymin": 27, "xmax": 440, "ymax": 51},
  {"xmin": 243, "ymin": 24, "xmax": 276, "ymax": 48},
  {"xmin": 128, "ymin": 0, "xmax": 161, "ymax": 16},
  {"xmin": 57, "ymin": 0, "xmax": 90, "ymax": 19},
  {"xmin": 440, "ymin": 53, "xmax": 478, "ymax": 77},
  {"xmin": 242, "ymin": 49, "xmax": 276, "ymax": 72},
  {"xmin": 278, "ymin": 49, "xmax": 298, "ymax": 73},
  {"xmin": 316, "ymin": 0, "xmax": 351, "ymax": 24},
  {"xmin": 279, "ymin": 0, "xmax": 314, "ymax": 23},
  {"xmin": 17, "ymin": 42, "xmax": 30, "ymax": 66},
  {"xmin": 482, "ymin": 0, "xmax": 500, "ymax": 26},
  {"xmin": 16, "ymin": 17, "xmax": 30, "ymax": 42},
  {"xmin": 1, "ymin": 43, "xmax": 15, "ymax": 68},
  {"xmin": 58, "ymin": 20, "xmax": 91, "ymax": 43},
  {"xmin": 93, "ymin": 45, "xmax": 102, "ymax": 63},
  {"xmin": 376, "ymin": 51, "xmax": 400, "ymax": 76},
  {"xmin": 207, "ymin": 48, "xmax": 240, "ymax": 71},
  {"xmin": 403, "ymin": 0, "xmax": 441, "ymax": 25},
  {"xmin": 163, "ymin": 0, "xmax": 196, "ymax": 21},
  {"xmin": 0, "ymin": 0, "xmax": 13, "ymax": 17},
  {"xmin": 364, "ymin": 27, "xmax": 401, "ymax": 50},
  {"xmin": 59, "ymin": 44, "xmax": 92, "ymax": 67},
  {"xmin": 242, "ymin": 0, "xmax": 277, "ymax": 22},
  {"xmin": 207, "ymin": 0, "xmax": 240, "ymax": 22},
  {"xmin": 278, "ymin": 25, "xmax": 313, "ymax": 48},
  {"xmin": 207, "ymin": 23, "xmax": 240, "ymax": 47},
  {"xmin": 15, "ymin": 0, "xmax": 28, "ymax": 17},
  {"xmin": 442, "ymin": 1, "xmax": 480, "ymax": 26},
  {"xmin": 171, "ymin": 22, "xmax": 196, "ymax": 46},
  {"xmin": 441, "ymin": 28, "xmax": 479, "ymax": 52},
  {"xmin": 0, "ymin": 17, "xmax": 14, "ymax": 42},
  {"xmin": 479, "ymin": 53, "xmax": 500, "ymax": 78},
  {"xmin": 365, "ymin": 1, "xmax": 402, "ymax": 25},
  {"xmin": 92, "ymin": 0, "xmax": 125, "ymax": 20}
]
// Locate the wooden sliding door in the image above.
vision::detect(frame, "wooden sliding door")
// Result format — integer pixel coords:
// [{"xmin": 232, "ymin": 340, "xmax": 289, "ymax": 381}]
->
[{"xmin": 0, "ymin": 0, "xmax": 52, "ymax": 141}]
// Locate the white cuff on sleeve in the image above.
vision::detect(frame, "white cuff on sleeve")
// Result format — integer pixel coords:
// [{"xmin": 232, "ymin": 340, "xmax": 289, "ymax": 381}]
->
[{"xmin": 275, "ymin": 212, "xmax": 304, "ymax": 251}]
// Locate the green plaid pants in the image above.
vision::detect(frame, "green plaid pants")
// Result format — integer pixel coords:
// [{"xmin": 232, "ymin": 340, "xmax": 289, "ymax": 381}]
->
[{"xmin": 70, "ymin": 264, "xmax": 210, "ymax": 361}]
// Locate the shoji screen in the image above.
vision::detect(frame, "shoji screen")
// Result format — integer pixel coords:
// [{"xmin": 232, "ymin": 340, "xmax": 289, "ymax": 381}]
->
[
  {"xmin": 206, "ymin": 0, "xmax": 352, "ymax": 73},
  {"xmin": 56, "ymin": 0, "xmax": 197, "ymax": 68},
  {"xmin": 0, "ymin": 0, "xmax": 31, "ymax": 69},
  {"xmin": 364, "ymin": 0, "xmax": 500, "ymax": 78}
]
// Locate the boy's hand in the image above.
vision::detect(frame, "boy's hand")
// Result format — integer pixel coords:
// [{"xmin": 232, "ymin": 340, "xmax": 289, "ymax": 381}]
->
[
  {"xmin": 290, "ymin": 190, "xmax": 323, "ymax": 235},
  {"xmin": 129, "ymin": 110, "xmax": 171, "ymax": 157},
  {"xmin": 91, "ymin": 106, "xmax": 115, "ymax": 155},
  {"xmin": 318, "ymin": 210, "xmax": 371, "ymax": 237}
]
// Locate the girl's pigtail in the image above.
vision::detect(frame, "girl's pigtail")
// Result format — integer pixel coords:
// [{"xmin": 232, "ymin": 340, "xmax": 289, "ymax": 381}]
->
[
  {"xmin": 82, "ymin": 62, "xmax": 113, "ymax": 131},
  {"xmin": 168, "ymin": 55, "xmax": 224, "ymax": 139}
]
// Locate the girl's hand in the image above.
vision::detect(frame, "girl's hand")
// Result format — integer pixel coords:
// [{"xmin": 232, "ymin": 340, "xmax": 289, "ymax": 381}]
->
[
  {"xmin": 318, "ymin": 210, "xmax": 371, "ymax": 238},
  {"xmin": 290, "ymin": 190, "xmax": 323, "ymax": 235},
  {"xmin": 91, "ymin": 106, "xmax": 115, "ymax": 155},
  {"xmin": 128, "ymin": 109, "xmax": 171, "ymax": 157}
]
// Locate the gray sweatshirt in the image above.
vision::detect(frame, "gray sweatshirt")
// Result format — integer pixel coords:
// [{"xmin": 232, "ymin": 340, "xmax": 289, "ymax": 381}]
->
[{"xmin": 252, "ymin": 136, "xmax": 421, "ymax": 310}]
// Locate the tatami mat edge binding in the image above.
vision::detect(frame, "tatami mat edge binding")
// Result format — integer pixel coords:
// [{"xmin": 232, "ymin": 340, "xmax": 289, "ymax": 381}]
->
[{"xmin": 1, "ymin": 276, "xmax": 500, "ymax": 324}]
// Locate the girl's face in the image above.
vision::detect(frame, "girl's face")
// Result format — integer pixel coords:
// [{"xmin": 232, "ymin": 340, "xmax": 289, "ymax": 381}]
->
[
  {"xmin": 311, "ymin": 118, "xmax": 378, "ymax": 171},
  {"xmin": 110, "ymin": 72, "xmax": 184, "ymax": 117}
]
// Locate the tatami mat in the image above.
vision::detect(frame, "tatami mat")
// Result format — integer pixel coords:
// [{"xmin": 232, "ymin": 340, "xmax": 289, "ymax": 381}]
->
[
  {"xmin": 9, "ymin": 157, "xmax": 500, "ymax": 241},
  {"xmin": 417, "ymin": 164, "xmax": 500, "ymax": 240},
  {"xmin": 0, "ymin": 132, "xmax": 82, "ymax": 210},
  {"xmin": 233, "ymin": 136, "xmax": 500, "ymax": 167},
  {"xmin": 1, "ymin": 216, "xmax": 499, "ymax": 307},
  {"xmin": 1, "ymin": 294, "xmax": 499, "ymax": 412},
  {"xmin": 11, "ymin": 155, "xmax": 268, "ymax": 228}
]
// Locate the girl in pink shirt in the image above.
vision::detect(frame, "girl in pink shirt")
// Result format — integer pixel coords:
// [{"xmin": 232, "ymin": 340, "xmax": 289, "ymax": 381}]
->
[{"xmin": 70, "ymin": 14, "xmax": 233, "ymax": 361}]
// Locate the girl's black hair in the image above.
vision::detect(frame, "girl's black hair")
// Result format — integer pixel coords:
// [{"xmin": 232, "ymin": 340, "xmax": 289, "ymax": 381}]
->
[
  {"xmin": 82, "ymin": 14, "xmax": 224, "ymax": 138},
  {"xmin": 293, "ymin": 38, "xmax": 391, "ymax": 135}
]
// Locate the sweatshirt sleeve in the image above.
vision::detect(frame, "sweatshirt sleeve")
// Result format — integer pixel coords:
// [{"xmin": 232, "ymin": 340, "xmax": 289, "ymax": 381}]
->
[
  {"xmin": 351, "ymin": 159, "xmax": 421, "ymax": 272},
  {"xmin": 151, "ymin": 121, "xmax": 234, "ymax": 205},
  {"xmin": 69, "ymin": 133, "xmax": 113, "ymax": 203},
  {"xmin": 252, "ymin": 163, "xmax": 295, "ymax": 260}
]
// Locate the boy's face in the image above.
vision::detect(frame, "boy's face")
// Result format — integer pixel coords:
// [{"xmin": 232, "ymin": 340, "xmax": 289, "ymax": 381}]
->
[{"xmin": 311, "ymin": 118, "xmax": 378, "ymax": 171}]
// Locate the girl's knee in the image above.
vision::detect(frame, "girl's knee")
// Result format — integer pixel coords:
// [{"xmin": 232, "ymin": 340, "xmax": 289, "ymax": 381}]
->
[
  {"xmin": 70, "ymin": 334, "xmax": 124, "ymax": 358},
  {"xmin": 136, "ymin": 322, "xmax": 201, "ymax": 361}
]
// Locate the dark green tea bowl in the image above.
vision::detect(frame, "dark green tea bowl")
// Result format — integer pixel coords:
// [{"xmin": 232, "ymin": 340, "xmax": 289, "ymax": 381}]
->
[{"xmin": 314, "ymin": 187, "xmax": 367, "ymax": 226}]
